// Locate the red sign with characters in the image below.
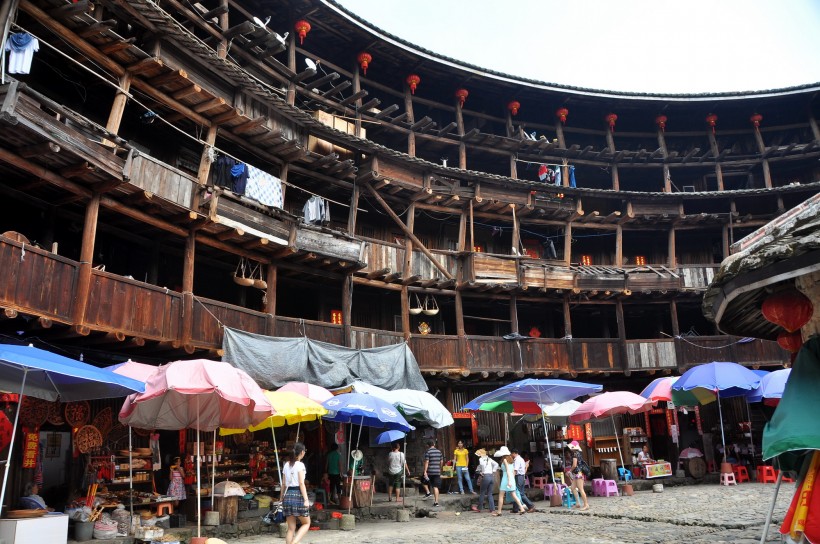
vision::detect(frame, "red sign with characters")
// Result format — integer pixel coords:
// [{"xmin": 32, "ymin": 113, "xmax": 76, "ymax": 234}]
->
[
  {"xmin": 567, "ymin": 425, "xmax": 584, "ymax": 441},
  {"xmin": 22, "ymin": 432, "xmax": 38, "ymax": 468}
]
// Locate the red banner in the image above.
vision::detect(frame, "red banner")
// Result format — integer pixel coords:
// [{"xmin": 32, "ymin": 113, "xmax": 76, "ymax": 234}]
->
[
  {"xmin": 22, "ymin": 432, "xmax": 38, "ymax": 468},
  {"xmin": 584, "ymin": 423, "xmax": 593, "ymax": 447},
  {"xmin": 695, "ymin": 406, "xmax": 703, "ymax": 435},
  {"xmin": 665, "ymin": 409, "xmax": 674, "ymax": 434},
  {"xmin": 567, "ymin": 425, "xmax": 584, "ymax": 441},
  {"xmin": 645, "ymin": 412, "xmax": 652, "ymax": 438}
]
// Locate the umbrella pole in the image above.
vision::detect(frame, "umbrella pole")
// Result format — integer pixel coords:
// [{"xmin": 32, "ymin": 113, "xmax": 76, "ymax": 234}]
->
[
  {"xmin": 402, "ymin": 438, "xmax": 406, "ymax": 506},
  {"xmin": 271, "ymin": 427, "xmax": 281, "ymax": 487},
  {"xmin": 128, "ymin": 426, "xmax": 133, "ymax": 517},
  {"xmin": 211, "ymin": 430, "xmax": 216, "ymax": 502},
  {"xmin": 0, "ymin": 370, "xmax": 27, "ymax": 518},
  {"xmin": 296, "ymin": 421, "xmax": 301, "ymax": 443},
  {"xmin": 612, "ymin": 415, "xmax": 626, "ymax": 470},
  {"xmin": 744, "ymin": 399, "xmax": 756, "ymax": 469},
  {"xmin": 717, "ymin": 390, "xmax": 727, "ymax": 463},
  {"xmin": 349, "ymin": 417, "xmax": 364, "ymax": 514},
  {"xmin": 541, "ymin": 414, "xmax": 556, "ymax": 484},
  {"xmin": 196, "ymin": 397, "xmax": 201, "ymax": 538},
  {"xmin": 758, "ymin": 470, "xmax": 783, "ymax": 544}
]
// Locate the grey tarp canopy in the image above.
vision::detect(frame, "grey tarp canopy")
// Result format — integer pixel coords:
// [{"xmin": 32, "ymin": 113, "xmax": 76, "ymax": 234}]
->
[{"xmin": 222, "ymin": 327, "xmax": 427, "ymax": 391}]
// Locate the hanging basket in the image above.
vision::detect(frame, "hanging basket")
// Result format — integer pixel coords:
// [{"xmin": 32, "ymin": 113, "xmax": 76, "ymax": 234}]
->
[
  {"xmin": 409, "ymin": 293, "xmax": 423, "ymax": 315},
  {"xmin": 251, "ymin": 262, "xmax": 267, "ymax": 289},
  {"xmin": 422, "ymin": 295, "xmax": 439, "ymax": 316},
  {"xmin": 233, "ymin": 257, "xmax": 255, "ymax": 286}
]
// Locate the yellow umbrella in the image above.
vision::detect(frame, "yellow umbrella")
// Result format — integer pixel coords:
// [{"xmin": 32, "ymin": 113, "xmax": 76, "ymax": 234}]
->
[{"xmin": 220, "ymin": 391, "xmax": 328, "ymax": 484}]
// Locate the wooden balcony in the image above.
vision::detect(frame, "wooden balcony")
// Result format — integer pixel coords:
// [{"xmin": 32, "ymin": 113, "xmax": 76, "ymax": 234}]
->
[{"xmin": 0, "ymin": 234, "xmax": 789, "ymax": 373}]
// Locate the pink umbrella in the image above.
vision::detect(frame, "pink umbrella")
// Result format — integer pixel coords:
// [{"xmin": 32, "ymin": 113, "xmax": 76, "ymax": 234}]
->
[
  {"xmin": 276, "ymin": 382, "xmax": 333, "ymax": 441},
  {"xmin": 639, "ymin": 377, "xmax": 679, "ymax": 402},
  {"xmin": 109, "ymin": 360, "xmax": 160, "ymax": 382},
  {"xmin": 119, "ymin": 359, "xmax": 271, "ymax": 538},
  {"xmin": 570, "ymin": 391, "xmax": 657, "ymax": 470}
]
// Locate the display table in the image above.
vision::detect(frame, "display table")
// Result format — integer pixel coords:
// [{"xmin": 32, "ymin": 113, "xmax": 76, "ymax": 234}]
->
[
  {"xmin": 644, "ymin": 462, "xmax": 673, "ymax": 479},
  {"xmin": 0, "ymin": 513, "xmax": 69, "ymax": 544}
]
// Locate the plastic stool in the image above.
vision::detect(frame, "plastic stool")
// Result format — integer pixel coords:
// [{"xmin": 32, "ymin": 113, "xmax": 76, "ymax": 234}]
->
[
  {"xmin": 532, "ymin": 476, "xmax": 548, "ymax": 489},
  {"xmin": 720, "ymin": 472, "xmax": 737, "ymax": 486},
  {"xmin": 732, "ymin": 465, "xmax": 750, "ymax": 483},
  {"xmin": 632, "ymin": 467, "xmax": 641, "ymax": 480},
  {"xmin": 545, "ymin": 483, "xmax": 565, "ymax": 497},
  {"xmin": 561, "ymin": 487, "xmax": 576, "ymax": 508},
  {"xmin": 157, "ymin": 502, "xmax": 174, "ymax": 516},
  {"xmin": 617, "ymin": 467, "xmax": 632, "ymax": 482},
  {"xmin": 592, "ymin": 478, "xmax": 605, "ymax": 497},
  {"xmin": 757, "ymin": 465, "xmax": 777, "ymax": 483},
  {"xmin": 602, "ymin": 480, "xmax": 619, "ymax": 497},
  {"xmin": 524, "ymin": 476, "xmax": 531, "ymax": 488}
]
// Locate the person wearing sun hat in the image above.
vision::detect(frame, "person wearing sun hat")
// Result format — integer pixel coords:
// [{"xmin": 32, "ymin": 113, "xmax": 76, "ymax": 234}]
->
[
  {"xmin": 492, "ymin": 446, "xmax": 525, "ymax": 516},
  {"xmin": 473, "ymin": 448, "xmax": 498, "ymax": 513},
  {"xmin": 567, "ymin": 440, "xmax": 589, "ymax": 511}
]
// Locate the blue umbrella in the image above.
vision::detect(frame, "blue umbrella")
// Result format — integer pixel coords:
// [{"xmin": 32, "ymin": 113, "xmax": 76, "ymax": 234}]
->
[
  {"xmin": 748, "ymin": 369, "xmax": 790, "ymax": 405},
  {"xmin": 0, "ymin": 343, "xmax": 146, "ymax": 517},
  {"xmin": 323, "ymin": 392, "xmax": 414, "ymax": 432},
  {"xmin": 671, "ymin": 362, "xmax": 762, "ymax": 463},
  {"xmin": 463, "ymin": 378, "xmax": 602, "ymax": 485},
  {"xmin": 376, "ymin": 429, "xmax": 406, "ymax": 445}
]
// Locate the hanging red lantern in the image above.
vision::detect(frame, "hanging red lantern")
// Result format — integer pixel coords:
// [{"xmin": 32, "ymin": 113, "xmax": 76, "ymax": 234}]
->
[
  {"xmin": 777, "ymin": 330, "xmax": 804, "ymax": 353},
  {"xmin": 655, "ymin": 115, "xmax": 668, "ymax": 132},
  {"xmin": 706, "ymin": 113, "xmax": 718, "ymax": 134},
  {"xmin": 357, "ymin": 52, "xmax": 372, "ymax": 75},
  {"xmin": 507, "ymin": 100, "xmax": 521, "ymax": 116},
  {"xmin": 606, "ymin": 113, "xmax": 618, "ymax": 132},
  {"xmin": 294, "ymin": 20, "xmax": 311, "ymax": 45},
  {"xmin": 750, "ymin": 113, "xmax": 763, "ymax": 129},
  {"xmin": 761, "ymin": 289, "xmax": 814, "ymax": 332},
  {"xmin": 556, "ymin": 107, "xmax": 569, "ymax": 124},
  {"xmin": 455, "ymin": 88, "xmax": 469, "ymax": 107},
  {"xmin": 0, "ymin": 411, "xmax": 11, "ymax": 451},
  {"xmin": 406, "ymin": 74, "xmax": 421, "ymax": 94}
]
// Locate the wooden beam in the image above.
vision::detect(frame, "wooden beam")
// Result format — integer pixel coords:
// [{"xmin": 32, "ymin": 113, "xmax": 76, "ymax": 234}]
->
[
  {"xmin": 17, "ymin": 142, "xmax": 60, "ymax": 158},
  {"xmin": 193, "ymin": 97, "xmax": 226, "ymax": 113},
  {"xmin": 366, "ymin": 185, "xmax": 453, "ymax": 280}
]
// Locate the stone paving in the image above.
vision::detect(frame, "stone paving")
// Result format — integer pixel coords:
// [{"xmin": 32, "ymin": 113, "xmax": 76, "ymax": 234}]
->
[{"xmin": 230, "ymin": 482, "xmax": 796, "ymax": 544}]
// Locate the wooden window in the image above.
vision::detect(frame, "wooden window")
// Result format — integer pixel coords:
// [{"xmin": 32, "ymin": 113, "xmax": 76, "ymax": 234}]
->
[
  {"xmin": 634, "ymin": 255, "xmax": 647, "ymax": 266},
  {"xmin": 330, "ymin": 310, "xmax": 343, "ymax": 325},
  {"xmin": 581, "ymin": 255, "xmax": 592, "ymax": 266}
]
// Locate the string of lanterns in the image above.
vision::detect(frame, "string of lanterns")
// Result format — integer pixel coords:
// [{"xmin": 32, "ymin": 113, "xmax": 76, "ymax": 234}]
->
[{"xmin": 762, "ymin": 289, "xmax": 814, "ymax": 354}]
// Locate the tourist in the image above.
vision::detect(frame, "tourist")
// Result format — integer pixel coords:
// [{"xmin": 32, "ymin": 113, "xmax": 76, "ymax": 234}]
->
[
  {"xmin": 492, "ymin": 446, "xmax": 525, "ymax": 516},
  {"xmin": 325, "ymin": 443, "xmax": 341, "ymax": 504},
  {"xmin": 279, "ymin": 443, "xmax": 311, "ymax": 544},
  {"xmin": 510, "ymin": 448, "xmax": 536, "ymax": 513},
  {"xmin": 387, "ymin": 442, "xmax": 409, "ymax": 502},
  {"xmin": 452, "ymin": 440, "xmax": 476, "ymax": 495},
  {"xmin": 474, "ymin": 448, "xmax": 498, "ymax": 513},
  {"xmin": 422, "ymin": 440, "xmax": 443, "ymax": 507},
  {"xmin": 568, "ymin": 440, "xmax": 589, "ymax": 511},
  {"xmin": 167, "ymin": 456, "xmax": 186, "ymax": 501}
]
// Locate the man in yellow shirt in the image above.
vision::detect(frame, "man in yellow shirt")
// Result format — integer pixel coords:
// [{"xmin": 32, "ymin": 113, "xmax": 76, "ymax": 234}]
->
[{"xmin": 453, "ymin": 441, "xmax": 476, "ymax": 495}]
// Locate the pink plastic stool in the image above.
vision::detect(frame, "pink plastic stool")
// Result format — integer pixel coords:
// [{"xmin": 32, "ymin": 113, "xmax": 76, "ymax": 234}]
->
[
  {"xmin": 545, "ymin": 483, "xmax": 565, "ymax": 497},
  {"xmin": 592, "ymin": 478, "xmax": 605, "ymax": 497},
  {"xmin": 720, "ymin": 472, "xmax": 737, "ymax": 486},
  {"xmin": 602, "ymin": 480, "xmax": 619, "ymax": 497},
  {"xmin": 532, "ymin": 476, "xmax": 549, "ymax": 489}
]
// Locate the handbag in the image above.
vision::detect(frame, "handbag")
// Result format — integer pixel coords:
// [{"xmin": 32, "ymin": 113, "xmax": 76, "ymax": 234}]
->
[{"xmin": 263, "ymin": 503, "xmax": 285, "ymax": 525}]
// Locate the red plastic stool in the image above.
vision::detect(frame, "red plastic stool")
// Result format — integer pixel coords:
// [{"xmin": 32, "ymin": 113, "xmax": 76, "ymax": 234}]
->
[
  {"xmin": 732, "ymin": 465, "xmax": 750, "ymax": 483},
  {"xmin": 757, "ymin": 465, "xmax": 777, "ymax": 483},
  {"xmin": 157, "ymin": 502, "xmax": 174, "ymax": 516},
  {"xmin": 632, "ymin": 467, "xmax": 641, "ymax": 480}
]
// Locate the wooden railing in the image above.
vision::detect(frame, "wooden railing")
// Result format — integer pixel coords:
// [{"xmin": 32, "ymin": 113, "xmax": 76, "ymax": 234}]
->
[
  {"xmin": 678, "ymin": 265, "xmax": 720, "ymax": 289},
  {"xmin": 360, "ymin": 239, "xmax": 457, "ymax": 279},
  {"xmin": 625, "ymin": 339, "xmax": 677, "ymax": 370},
  {"xmin": 191, "ymin": 296, "xmax": 267, "ymax": 345}
]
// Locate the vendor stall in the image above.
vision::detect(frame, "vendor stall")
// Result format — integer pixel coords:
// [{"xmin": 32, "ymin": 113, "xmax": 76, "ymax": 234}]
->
[{"xmin": 644, "ymin": 462, "xmax": 673, "ymax": 479}]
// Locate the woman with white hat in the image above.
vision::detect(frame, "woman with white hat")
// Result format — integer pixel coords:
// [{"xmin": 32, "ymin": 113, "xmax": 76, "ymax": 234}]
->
[
  {"xmin": 567, "ymin": 440, "xmax": 589, "ymax": 511},
  {"xmin": 473, "ymin": 448, "xmax": 498, "ymax": 513},
  {"xmin": 492, "ymin": 446, "xmax": 525, "ymax": 516}
]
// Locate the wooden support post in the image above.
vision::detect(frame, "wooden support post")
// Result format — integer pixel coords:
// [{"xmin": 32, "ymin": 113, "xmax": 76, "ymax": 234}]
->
[
  {"xmin": 752, "ymin": 126, "xmax": 772, "ymax": 189},
  {"xmin": 670, "ymin": 300, "xmax": 680, "ymax": 337},
  {"xmin": 216, "ymin": 0, "xmax": 229, "ymax": 59},
  {"xmin": 181, "ymin": 231, "xmax": 196, "ymax": 347},
  {"xmin": 657, "ymin": 127, "xmax": 671, "ymax": 192},
  {"xmin": 615, "ymin": 299, "xmax": 628, "ymax": 373},
  {"xmin": 72, "ymin": 193, "xmax": 100, "ymax": 325},
  {"xmin": 506, "ymin": 112, "xmax": 517, "ymax": 178},
  {"xmin": 564, "ymin": 223, "xmax": 572, "ymax": 264},
  {"xmin": 286, "ymin": 31, "xmax": 296, "ymax": 106},
  {"xmin": 455, "ymin": 98, "xmax": 466, "ymax": 169},
  {"xmin": 708, "ymin": 131, "xmax": 724, "ymax": 191},
  {"xmin": 279, "ymin": 162, "xmax": 289, "ymax": 203},
  {"xmin": 104, "ymin": 72, "xmax": 131, "ymax": 137},
  {"xmin": 342, "ymin": 274, "xmax": 353, "ymax": 346},
  {"xmin": 554, "ymin": 121, "xmax": 569, "ymax": 187},
  {"xmin": 405, "ymin": 86, "xmax": 416, "ymax": 157},
  {"xmin": 458, "ymin": 208, "xmax": 467, "ymax": 252},
  {"xmin": 366, "ymin": 185, "xmax": 453, "ymax": 279},
  {"xmin": 605, "ymin": 128, "xmax": 620, "ymax": 191},
  {"xmin": 347, "ymin": 182, "xmax": 360, "ymax": 234},
  {"xmin": 194, "ymin": 124, "xmax": 218, "ymax": 208},
  {"xmin": 615, "ymin": 225, "xmax": 623, "ymax": 267},
  {"xmin": 809, "ymin": 115, "xmax": 820, "ymax": 141},
  {"xmin": 446, "ymin": 387, "xmax": 457, "ymax": 455},
  {"xmin": 352, "ymin": 62, "xmax": 363, "ymax": 137},
  {"xmin": 722, "ymin": 224, "xmax": 731, "ymax": 259},
  {"xmin": 668, "ymin": 228, "xmax": 676, "ymax": 267},
  {"xmin": 403, "ymin": 203, "xmax": 416, "ymax": 279},
  {"xmin": 562, "ymin": 295, "xmax": 572, "ymax": 337},
  {"xmin": 510, "ymin": 294, "xmax": 519, "ymax": 334},
  {"xmin": 469, "ymin": 199, "xmax": 475, "ymax": 252},
  {"xmin": 511, "ymin": 204, "xmax": 520, "ymax": 255},
  {"xmin": 401, "ymin": 286, "xmax": 411, "ymax": 341},
  {"xmin": 265, "ymin": 263, "xmax": 277, "ymax": 336}
]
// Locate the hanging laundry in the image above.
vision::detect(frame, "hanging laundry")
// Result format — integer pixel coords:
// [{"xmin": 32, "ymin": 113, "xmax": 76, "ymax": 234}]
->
[
  {"xmin": 538, "ymin": 164, "xmax": 555, "ymax": 184},
  {"xmin": 544, "ymin": 239, "xmax": 558, "ymax": 259},
  {"xmin": 245, "ymin": 165, "xmax": 283, "ymax": 208},
  {"xmin": 5, "ymin": 33, "xmax": 39, "ymax": 75},
  {"xmin": 553, "ymin": 165, "xmax": 562, "ymax": 186},
  {"xmin": 569, "ymin": 165, "xmax": 577, "ymax": 188},
  {"xmin": 230, "ymin": 162, "xmax": 248, "ymax": 194},
  {"xmin": 212, "ymin": 155, "xmax": 248, "ymax": 195},
  {"xmin": 302, "ymin": 195, "xmax": 330, "ymax": 224}
]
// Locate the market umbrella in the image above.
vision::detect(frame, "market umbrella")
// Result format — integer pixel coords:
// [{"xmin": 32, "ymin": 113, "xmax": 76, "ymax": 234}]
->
[
  {"xmin": 277, "ymin": 381, "xmax": 333, "ymax": 440},
  {"xmin": 119, "ymin": 359, "xmax": 271, "ymax": 538},
  {"xmin": 464, "ymin": 379, "xmax": 602, "ymax": 485},
  {"xmin": 522, "ymin": 400, "xmax": 582, "ymax": 426},
  {"xmin": 569, "ymin": 391, "xmax": 657, "ymax": 471},
  {"xmin": 671, "ymin": 362, "xmax": 762, "ymax": 463},
  {"xmin": 748, "ymin": 369, "xmax": 790, "ymax": 406},
  {"xmin": 0, "ymin": 344, "xmax": 145, "ymax": 517},
  {"xmin": 679, "ymin": 447, "xmax": 704, "ymax": 459},
  {"xmin": 322, "ymin": 393, "xmax": 413, "ymax": 513},
  {"xmin": 220, "ymin": 390, "xmax": 328, "ymax": 485},
  {"xmin": 349, "ymin": 381, "xmax": 454, "ymax": 428}
]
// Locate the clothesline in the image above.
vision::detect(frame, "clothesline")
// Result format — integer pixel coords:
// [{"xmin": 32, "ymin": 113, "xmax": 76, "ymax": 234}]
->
[
  {"xmin": 515, "ymin": 157, "xmax": 570, "ymax": 168},
  {"xmin": 10, "ymin": 24, "xmax": 361, "ymax": 212}
]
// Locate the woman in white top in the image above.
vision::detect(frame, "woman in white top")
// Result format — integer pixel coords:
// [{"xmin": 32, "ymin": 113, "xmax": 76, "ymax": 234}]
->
[
  {"xmin": 278, "ymin": 442, "xmax": 310, "ymax": 544},
  {"xmin": 473, "ymin": 448, "xmax": 498, "ymax": 513}
]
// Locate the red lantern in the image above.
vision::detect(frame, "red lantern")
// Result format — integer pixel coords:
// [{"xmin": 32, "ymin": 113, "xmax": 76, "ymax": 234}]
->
[
  {"xmin": 750, "ymin": 113, "xmax": 763, "ymax": 129},
  {"xmin": 556, "ymin": 107, "xmax": 569, "ymax": 124},
  {"xmin": 655, "ymin": 115, "xmax": 667, "ymax": 132},
  {"xmin": 406, "ymin": 74, "xmax": 421, "ymax": 94},
  {"xmin": 455, "ymin": 88, "xmax": 469, "ymax": 107},
  {"xmin": 294, "ymin": 20, "xmax": 311, "ymax": 45},
  {"xmin": 706, "ymin": 113, "xmax": 718, "ymax": 134},
  {"xmin": 762, "ymin": 289, "xmax": 814, "ymax": 332},
  {"xmin": 0, "ymin": 412, "xmax": 11, "ymax": 451},
  {"xmin": 507, "ymin": 100, "xmax": 521, "ymax": 116},
  {"xmin": 357, "ymin": 52, "xmax": 372, "ymax": 75},
  {"xmin": 606, "ymin": 113, "xmax": 618, "ymax": 132},
  {"xmin": 777, "ymin": 330, "xmax": 804, "ymax": 353}
]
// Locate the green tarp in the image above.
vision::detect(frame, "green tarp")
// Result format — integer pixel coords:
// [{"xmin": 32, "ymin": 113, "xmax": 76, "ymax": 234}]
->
[{"xmin": 762, "ymin": 335, "xmax": 820, "ymax": 471}]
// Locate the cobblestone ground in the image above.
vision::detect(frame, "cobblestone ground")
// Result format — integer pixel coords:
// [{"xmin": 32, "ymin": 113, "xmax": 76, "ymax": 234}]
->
[{"xmin": 232, "ymin": 482, "xmax": 795, "ymax": 544}]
